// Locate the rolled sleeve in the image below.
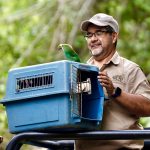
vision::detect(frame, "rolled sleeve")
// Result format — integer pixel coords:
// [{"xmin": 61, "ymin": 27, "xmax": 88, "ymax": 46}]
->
[{"xmin": 126, "ymin": 66, "xmax": 150, "ymax": 100}]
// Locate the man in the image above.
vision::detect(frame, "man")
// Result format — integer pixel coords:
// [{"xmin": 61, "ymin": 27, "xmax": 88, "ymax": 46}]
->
[{"xmin": 75, "ymin": 13, "xmax": 150, "ymax": 150}]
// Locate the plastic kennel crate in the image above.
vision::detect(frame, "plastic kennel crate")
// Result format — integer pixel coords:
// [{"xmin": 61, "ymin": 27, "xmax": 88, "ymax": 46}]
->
[{"xmin": 1, "ymin": 60, "xmax": 104, "ymax": 133}]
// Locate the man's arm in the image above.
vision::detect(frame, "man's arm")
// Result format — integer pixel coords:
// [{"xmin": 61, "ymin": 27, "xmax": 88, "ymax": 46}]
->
[
  {"xmin": 98, "ymin": 71, "xmax": 150, "ymax": 117},
  {"xmin": 115, "ymin": 91, "xmax": 150, "ymax": 117}
]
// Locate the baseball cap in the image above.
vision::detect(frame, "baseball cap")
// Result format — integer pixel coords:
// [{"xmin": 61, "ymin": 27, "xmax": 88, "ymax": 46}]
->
[{"xmin": 80, "ymin": 13, "xmax": 119, "ymax": 33}]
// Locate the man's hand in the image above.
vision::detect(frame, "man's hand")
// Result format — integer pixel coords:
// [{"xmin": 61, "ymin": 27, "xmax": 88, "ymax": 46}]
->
[{"xmin": 97, "ymin": 71, "xmax": 115, "ymax": 97}]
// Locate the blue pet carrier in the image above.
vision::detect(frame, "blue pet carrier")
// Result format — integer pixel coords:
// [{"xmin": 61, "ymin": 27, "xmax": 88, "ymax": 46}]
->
[{"xmin": 1, "ymin": 60, "xmax": 104, "ymax": 133}]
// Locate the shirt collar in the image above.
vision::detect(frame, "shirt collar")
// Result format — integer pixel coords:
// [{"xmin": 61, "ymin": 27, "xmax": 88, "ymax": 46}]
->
[
  {"xmin": 106, "ymin": 51, "xmax": 120, "ymax": 65},
  {"xmin": 87, "ymin": 51, "xmax": 120, "ymax": 65}
]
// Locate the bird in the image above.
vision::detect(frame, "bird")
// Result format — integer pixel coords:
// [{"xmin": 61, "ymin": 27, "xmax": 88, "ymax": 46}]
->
[{"xmin": 58, "ymin": 44, "xmax": 81, "ymax": 62}]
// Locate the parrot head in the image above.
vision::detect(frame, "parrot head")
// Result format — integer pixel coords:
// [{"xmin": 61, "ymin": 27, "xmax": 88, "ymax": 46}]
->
[{"xmin": 58, "ymin": 44, "xmax": 73, "ymax": 51}]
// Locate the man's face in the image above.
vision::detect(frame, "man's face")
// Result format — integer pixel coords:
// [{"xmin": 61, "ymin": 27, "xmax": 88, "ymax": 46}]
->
[{"xmin": 85, "ymin": 24, "xmax": 117, "ymax": 60}]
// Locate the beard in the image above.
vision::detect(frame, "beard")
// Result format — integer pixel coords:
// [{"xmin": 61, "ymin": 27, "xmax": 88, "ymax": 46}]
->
[{"xmin": 90, "ymin": 47, "xmax": 103, "ymax": 57}]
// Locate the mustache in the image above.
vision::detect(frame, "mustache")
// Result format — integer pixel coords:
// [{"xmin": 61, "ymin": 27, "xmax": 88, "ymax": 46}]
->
[
  {"xmin": 90, "ymin": 42, "xmax": 102, "ymax": 47},
  {"xmin": 90, "ymin": 44, "xmax": 102, "ymax": 49}
]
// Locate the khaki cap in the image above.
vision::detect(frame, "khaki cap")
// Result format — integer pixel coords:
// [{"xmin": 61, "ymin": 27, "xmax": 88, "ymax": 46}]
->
[{"xmin": 81, "ymin": 13, "xmax": 119, "ymax": 33}]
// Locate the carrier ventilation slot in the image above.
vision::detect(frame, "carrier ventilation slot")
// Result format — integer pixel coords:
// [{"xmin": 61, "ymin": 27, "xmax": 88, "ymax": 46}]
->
[{"xmin": 16, "ymin": 73, "xmax": 53, "ymax": 93}]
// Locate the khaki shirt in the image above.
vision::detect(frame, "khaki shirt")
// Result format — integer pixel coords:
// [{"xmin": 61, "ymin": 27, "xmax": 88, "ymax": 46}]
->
[{"xmin": 75, "ymin": 52, "xmax": 150, "ymax": 150}]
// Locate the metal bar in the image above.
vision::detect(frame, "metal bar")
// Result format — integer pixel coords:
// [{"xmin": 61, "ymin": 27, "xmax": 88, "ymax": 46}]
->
[
  {"xmin": 6, "ymin": 130, "xmax": 150, "ymax": 150},
  {"xmin": 26, "ymin": 140, "xmax": 74, "ymax": 149}
]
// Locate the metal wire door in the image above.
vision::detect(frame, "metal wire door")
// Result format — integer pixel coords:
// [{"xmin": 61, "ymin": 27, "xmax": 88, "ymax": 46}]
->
[{"xmin": 70, "ymin": 65, "xmax": 91, "ymax": 118}]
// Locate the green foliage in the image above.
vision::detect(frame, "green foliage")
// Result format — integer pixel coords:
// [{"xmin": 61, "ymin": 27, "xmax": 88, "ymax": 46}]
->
[
  {"xmin": 0, "ymin": 0, "xmax": 150, "ymax": 149},
  {"xmin": 140, "ymin": 117, "xmax": 150, "ymax": 128}
]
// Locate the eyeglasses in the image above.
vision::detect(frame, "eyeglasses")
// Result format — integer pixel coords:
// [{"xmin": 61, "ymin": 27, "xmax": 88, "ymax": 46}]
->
[{"xmin": 84, "ymin": 30, "xmax": 112, "ymax": 40}]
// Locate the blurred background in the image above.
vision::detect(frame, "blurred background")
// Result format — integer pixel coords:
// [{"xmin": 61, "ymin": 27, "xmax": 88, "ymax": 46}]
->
[{"xmin": 0, "ymin": 0, "xmax": 150, "ymax": 149}]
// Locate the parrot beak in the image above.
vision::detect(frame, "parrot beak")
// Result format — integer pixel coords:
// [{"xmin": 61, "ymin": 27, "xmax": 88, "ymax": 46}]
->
[{"xmin": 57, "ymin": 44, "xmax": 63, "ymax": 51}]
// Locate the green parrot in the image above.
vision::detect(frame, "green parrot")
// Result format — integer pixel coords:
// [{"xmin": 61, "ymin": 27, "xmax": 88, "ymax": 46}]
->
[{"xmin": 58, "ymin": 44, "xmax": 81, "ymax": 62}]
